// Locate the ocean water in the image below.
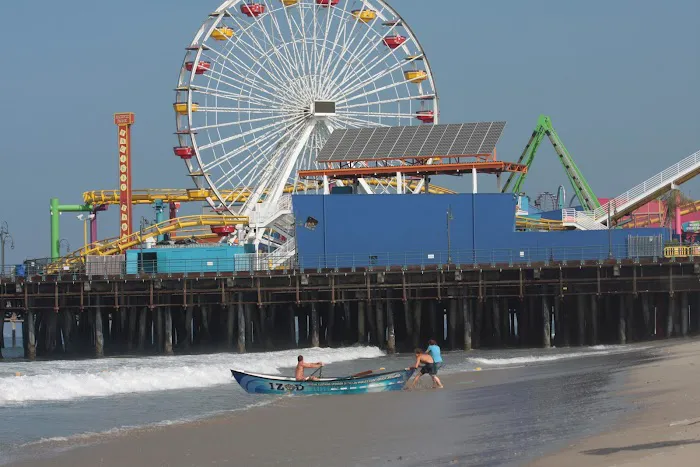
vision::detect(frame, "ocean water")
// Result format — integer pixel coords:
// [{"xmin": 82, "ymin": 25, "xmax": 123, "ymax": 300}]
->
[{"xmin": 0, "ymin": 338, "xmax": 650, "ymax": 465}]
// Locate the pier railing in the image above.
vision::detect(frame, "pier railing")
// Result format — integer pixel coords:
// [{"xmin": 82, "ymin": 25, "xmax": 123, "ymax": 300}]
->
[{"xmin": 0, "ymin": 239, "xmax": 669, "ymax": 279}]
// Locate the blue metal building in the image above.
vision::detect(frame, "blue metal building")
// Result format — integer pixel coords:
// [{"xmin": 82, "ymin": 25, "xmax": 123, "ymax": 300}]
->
[{"xmin": 293, "ymin": 194, "xmax": 668, "ymax": 269}]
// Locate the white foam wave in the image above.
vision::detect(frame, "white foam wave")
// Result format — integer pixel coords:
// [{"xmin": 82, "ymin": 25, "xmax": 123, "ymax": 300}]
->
[
  {"xmin": 467, "ymin": 345, "xmax": 640, "ymax": 366},
  {"xmin": 0, "ymin": 346, "xmax": 384, "ymax": 405}
]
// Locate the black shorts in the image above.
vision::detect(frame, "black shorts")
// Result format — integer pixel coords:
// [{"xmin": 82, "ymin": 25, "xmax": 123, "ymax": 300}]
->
[{"xmin": 420, "ymin": 362, "xmax": 440, "ymax": 376}]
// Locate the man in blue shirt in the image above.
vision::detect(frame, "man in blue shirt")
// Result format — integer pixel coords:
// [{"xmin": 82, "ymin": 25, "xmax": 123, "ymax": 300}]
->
[{"xmin": 407, "ymin": 339, "xmax": 444, "ymax": 389}]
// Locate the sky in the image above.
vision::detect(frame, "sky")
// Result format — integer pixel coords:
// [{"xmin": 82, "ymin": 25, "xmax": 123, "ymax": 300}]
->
[{"xmin": 0, "ymin": 0, "xmax": 698, "ymax": 263}]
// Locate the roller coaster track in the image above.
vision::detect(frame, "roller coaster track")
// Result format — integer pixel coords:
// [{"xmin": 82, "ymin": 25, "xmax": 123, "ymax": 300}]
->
[
  {"xmin": 50, "ymin": 215, "xmax": 247, "ymax": 269},
  {"xmin": 83, "ymin": 182, "xmax": 455, "ymax": 205},
  {"xmin": 515, "ymin": 216, "xmax": 567, "ymax": 231}
]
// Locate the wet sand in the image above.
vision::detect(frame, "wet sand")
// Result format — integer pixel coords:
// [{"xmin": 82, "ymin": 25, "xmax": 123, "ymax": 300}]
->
[
  {"xmin": 6, "ymin": 347, "xmax": 649, "ymax": 467},
  {"xmin": 531, "ymin": 339, "xmax": 700, "ymax": 466}
]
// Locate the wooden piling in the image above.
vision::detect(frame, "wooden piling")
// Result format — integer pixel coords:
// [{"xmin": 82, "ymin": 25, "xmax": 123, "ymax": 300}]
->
[
  {"xmin": 576, "ymin": 294, "xmax": 586, "ymax": 346},
  {"xmin": 492, "ymin": 297, "xmax": 502, "ymax": 346},
  {"xmin": 366, "ymin": 296, "xmax": 376, "ymax": 345},
  {"xmin": 310, "ymin": 302, "xmax": 320, "ymax": 348},
  {"xmin": 641, "ymin": 293, "xmax": 655, "ymax": 339},
  {"xmin": 138, "ymin": 306, "xmax": 147, "ymax": 351},
  {"xmin": 554, "ymin": 295, "xmax": 567, "ymax": 347},
  {"xmin": 473, "ymin": 299, "xmax": 483, "ymax": 348},
  {"xmin": 0, "ymin": 319, "xmax": 4, "ymax": 359},
  {"xmin": 448, "ymin": 296, "xmax": 458, "ymax": 350},
  {"xmin": 155, "ymin": 307, "xmax": 164, "ymax": 352},
  {"xmin": 619, "ymin": 295, "xmax": 628, "ymax": 344},
  {"xmin": 60, "ymin": 309, "xmax": 74, "ymax": 354},
  {"xmin": 128, "ymin": 304, "xmax": 137, "ymax": 352},
  {"xmin": 200, "ymin": 305, "xmax": 211, "ymax": 346},
  {"xmin": 226, "ymin": 303, "xmax": 235, "ymax": 349},
  {"xmin": 386, "ymin": 291, "xmax": 396, "ymax": 353},
  {"xmin": 375, "ymin": 299, "xmax": 384, "ymax": 348},
  {"xmin": 462, "ymin": 295, "xmax": 472, "ymax": 350},
  {"xmin": 237, "ymin": 295, "xmax": 246, "ymax": 353},
  {"xmin": 590, "ymin": 295, "xmax": 599, "ymax": 345},
  {"xmin": 95, "ymin": 300, "xmax": 104, "ymax": 358},
  {"xmin": 342, "ymin": 298, "xmax": 351, "ymax": 346},
  {"xmin": 357, "ymin": 300, "xmax": 366, "ymax": 344},
  {"xmin": 412, "ymin": 299, "xmax": 422, "ymax": 348},
  {"xmin": 184, "ymin": 303, "xmax": 194, "ymax": 352},
  {"xmin": 542, "ymin": 294, "xmax": 551, "ymax": 348},
  {"xmin": 164, "ymin": 308, "xmax": 173, "ymax": 355},
  {"xmin": 681, "ymin": 292, "xmax": 689, "ymax": 337},
  {"xmin": 245, "ymin": 303, "xmax": 254, "ymax": 350},
  {"xmin": 666, "ymin": 294, "xmax": 675, "ymax": 338}
]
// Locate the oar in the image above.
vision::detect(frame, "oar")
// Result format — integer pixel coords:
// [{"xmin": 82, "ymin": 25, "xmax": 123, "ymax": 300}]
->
[{"xmin": 352, "ymin": 367, "xmax": 386, "ymax": 378}]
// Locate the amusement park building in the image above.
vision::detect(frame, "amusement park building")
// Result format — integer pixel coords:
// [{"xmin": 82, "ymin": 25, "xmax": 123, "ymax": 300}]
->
[{"xmin": 293, "ymin": 193, "xmax": 667, "ymax": 269}]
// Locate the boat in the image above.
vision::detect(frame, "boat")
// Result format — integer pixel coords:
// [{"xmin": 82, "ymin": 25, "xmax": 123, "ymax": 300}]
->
[{"xmin": 230, "ymin": 368, "xmax": 415, "ymax": 395}]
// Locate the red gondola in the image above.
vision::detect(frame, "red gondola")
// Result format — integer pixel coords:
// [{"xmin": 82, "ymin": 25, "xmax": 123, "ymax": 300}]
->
[
  {"xmin": 383, "ymin": 35, "xmax": 407, "ymax": 49},
  {"xmin": 316, "ymin": 0, "xmax": 340, "ymax": 6},
  {"xmin": 185, "ymin": 61, "xmax": 211, "ymax": 74},
  {"xmin": 241, "ymin": 3, "xmax": 265, "ymax": 17},
  {"xmin": 173, "ymin": 146, "xmax": 195, "ymax": 160},
  {"xmin": 416, "ymin": 110, "xmax": 434, "ymax": 123}
]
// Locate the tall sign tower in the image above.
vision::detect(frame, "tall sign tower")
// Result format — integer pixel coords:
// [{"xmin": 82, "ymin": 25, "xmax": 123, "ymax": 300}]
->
[{"xmin": 114, "ymin": 112, "xmax": 135, "ymax": 240}]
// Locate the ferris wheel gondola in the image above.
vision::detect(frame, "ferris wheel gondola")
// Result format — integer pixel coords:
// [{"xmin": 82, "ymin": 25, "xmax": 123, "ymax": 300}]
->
[{"xmin": 174, "ymin": 0, "xmax": 439, "ymax": 234}]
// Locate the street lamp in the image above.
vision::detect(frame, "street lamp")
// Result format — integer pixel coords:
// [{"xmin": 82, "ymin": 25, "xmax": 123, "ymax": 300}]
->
[
  {"xmin": 58, "ymin": 239, "xmax": 71, "ymax": 256},
  {"xmin": 446, "ymin": 205, "xmax": 454, "ymax": 264},
  {"xmin": 0, "ymin": 221, "xmax": 15, "ymax": 277}
]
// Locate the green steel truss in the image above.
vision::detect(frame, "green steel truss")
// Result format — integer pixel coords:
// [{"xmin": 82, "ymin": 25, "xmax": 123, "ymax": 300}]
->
[{"xmin": 501, "ymin": 115, "xmax": 601, "ymax": 211}]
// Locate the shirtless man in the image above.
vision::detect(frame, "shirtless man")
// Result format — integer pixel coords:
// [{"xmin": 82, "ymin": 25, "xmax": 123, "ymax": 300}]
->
[
  {"xmin": 407, "ymin": 348, "xmax": 444, "ymax": 389},
  {"xmin": 295, "ymin": 355, "xmax": 323, "ymax": 381}
]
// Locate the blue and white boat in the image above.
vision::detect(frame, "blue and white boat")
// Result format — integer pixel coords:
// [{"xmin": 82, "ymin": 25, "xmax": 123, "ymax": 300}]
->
[{"xmin": 231, "ymin": 368, "xmax": 415, "ymax": 395}]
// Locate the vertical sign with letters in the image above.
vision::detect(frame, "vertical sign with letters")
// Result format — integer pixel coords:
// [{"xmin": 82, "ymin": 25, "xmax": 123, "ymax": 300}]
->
[{"xmin": 114, "ymin": 112, "xmax": 135, "ymax": 240}]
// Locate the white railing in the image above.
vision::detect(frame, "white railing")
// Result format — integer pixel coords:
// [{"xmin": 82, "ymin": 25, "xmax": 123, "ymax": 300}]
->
[
  {"xmin": 562, "ymin": 209, "xmax": 606, "ymax": 230},
  {"xmin": 592, "ymin": 149, "xmax": 700, "ymax": 223}
]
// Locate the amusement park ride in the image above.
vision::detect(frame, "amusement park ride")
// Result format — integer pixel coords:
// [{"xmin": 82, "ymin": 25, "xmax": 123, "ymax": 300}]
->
[{"xmin": 48, "ymin": 0, "xmax": 700, "ymax": 269}]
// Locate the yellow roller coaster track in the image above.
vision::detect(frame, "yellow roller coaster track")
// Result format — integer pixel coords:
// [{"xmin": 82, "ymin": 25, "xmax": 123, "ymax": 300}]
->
[
  {"xmin": 83, "ymin": 182, "xmax": 455, "ymax": 205},
  {"xmin": 515, "ymin": 216, "xmax": 567, "ymax": 231},
  {"xmin": 51, "ymin": 215, "xmax": 247, "ymax": 270},
  {"xmin": 621, "ymin": 199, "xmax": 700, "ymax": 228}
]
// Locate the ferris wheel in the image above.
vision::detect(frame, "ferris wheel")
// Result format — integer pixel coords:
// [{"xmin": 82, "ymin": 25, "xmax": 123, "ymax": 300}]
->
[{"xmin": 174, "ymin": 0, "xmax": 439, "ymax": 223}]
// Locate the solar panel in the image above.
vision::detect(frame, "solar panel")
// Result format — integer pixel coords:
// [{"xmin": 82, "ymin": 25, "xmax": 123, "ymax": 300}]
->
[{"xmin": 316, "ymin": 121, "xmax": 506, "ymax": 162}]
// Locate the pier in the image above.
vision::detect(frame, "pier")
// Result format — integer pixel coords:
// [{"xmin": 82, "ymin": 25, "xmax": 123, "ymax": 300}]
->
[{"xmin": 2, "ymin": 255, "xmax": 700, "ymax": 360}]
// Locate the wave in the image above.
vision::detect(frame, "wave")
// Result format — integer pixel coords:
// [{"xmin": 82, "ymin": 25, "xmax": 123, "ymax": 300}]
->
[
  {"xmin": 0, "ymin": 346, "xmax": 384, "ymax": 405},
  {"xmin": 466, "ymin": 345, "xmax": 641, "ymax": 367}
]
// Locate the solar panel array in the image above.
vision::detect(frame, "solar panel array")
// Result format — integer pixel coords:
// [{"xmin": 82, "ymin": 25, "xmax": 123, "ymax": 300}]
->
[{"xmin": 317, "ymin": 122, "xmax": 506, "ymax": 162}]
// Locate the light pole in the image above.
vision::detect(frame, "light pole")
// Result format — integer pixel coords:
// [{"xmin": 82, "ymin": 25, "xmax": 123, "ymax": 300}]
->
[
  {"xmin": 58, "ymin": 239, "xmax": 71, "ymax": 256},
  {"xmin": 446, "ymin": 205, "xmax": 454, "ymax": 264},
  {"xmin": 0, "ymin": 221, "xmax": 15, "ymax": 277}
]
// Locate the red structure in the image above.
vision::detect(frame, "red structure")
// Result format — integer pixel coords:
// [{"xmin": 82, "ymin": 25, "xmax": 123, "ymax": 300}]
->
[
  {"xmin": 211, "ymin": 225, "xmax": 236, "ymax": 236},
  {"xmin": 114, "ymin": 112, "xmax": 135, "ymax": 240},
  {"xmin": 241, "ymin": 3, "xmax": 265, "ymax": 17},
  {"xmin": 383, "ymin": 35, "xmax": 407, "ymax": 49},
  {"xmin": 416, "ymin": 110, "xmax": 434, "ymax": 123},
  {"xmin": 316, "ymin": 0, "xmax": 340, "ymax": 6},
  {"xmin": 173, "ymin": 146, "xmax": 195, "ymax": 160},
  {"xmin": 185, "ymin": 61, "xmax": 211, "ymax": 74}
]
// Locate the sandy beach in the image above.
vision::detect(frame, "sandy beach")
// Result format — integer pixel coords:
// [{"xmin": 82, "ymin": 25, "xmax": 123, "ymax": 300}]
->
[
  {"xmin": 6, "ymin": 340, "xmax": 700, "ymax": 466},
  {"xmin": 532, "ymin": 340, "xmax": 700, "ymax": 466}
]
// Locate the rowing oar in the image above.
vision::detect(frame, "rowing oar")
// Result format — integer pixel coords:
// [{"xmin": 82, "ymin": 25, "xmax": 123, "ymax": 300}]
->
[{"xmin": 352, "ymin": 367, "xmax": 385, "ymax": 378}]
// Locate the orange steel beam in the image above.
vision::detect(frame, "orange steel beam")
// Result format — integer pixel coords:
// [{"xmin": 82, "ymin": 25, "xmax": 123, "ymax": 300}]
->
[{"xmin": 299, "ymin": 161, "xmax": 527, "ymax": 179}]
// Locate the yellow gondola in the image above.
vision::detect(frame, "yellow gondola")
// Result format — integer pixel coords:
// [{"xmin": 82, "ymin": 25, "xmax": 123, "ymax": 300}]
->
[
  {"xmin": 281, "ymin": 0, "xmax": 299, "ymax": 5},
  {"xmin": 404, "ymin": 70, "xmax": 428, "ymax": 83},
  {"xmin": 352, "ymin": 9, "xmax": 376, "ymax": 23},
  {"xmin": 173, "ymin": 103, "xmax": 199, "ymax": 115},
  {"xmin": 211, "ymin": 27, "xmax": 234, "ymax": 40}
]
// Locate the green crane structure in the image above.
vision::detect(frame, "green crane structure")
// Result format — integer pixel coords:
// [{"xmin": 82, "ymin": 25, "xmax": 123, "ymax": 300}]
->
[{"xmin": 501, "ymin": 115, "xmax": 601, "ymax": 211}]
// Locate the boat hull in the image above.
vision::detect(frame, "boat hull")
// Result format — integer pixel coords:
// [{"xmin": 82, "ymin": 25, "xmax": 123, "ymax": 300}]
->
[{"xmin": 231, "ymin": 369, "xmax": 415, "ymax": 395}]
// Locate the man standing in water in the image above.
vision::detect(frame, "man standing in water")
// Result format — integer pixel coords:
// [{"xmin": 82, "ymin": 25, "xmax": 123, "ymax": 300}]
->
[
  {"xmin": 407, "ymin": 348, "xmax": 444, "ymax": 389},
  {"xmin": 295, "ymin": 355, "xmax": 323, "ymax": 381}
]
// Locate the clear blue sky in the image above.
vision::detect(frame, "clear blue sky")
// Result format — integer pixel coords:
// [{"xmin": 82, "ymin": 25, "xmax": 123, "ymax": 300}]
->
[{"xmin": 0, "ymin": 0, "xmax": 698, "ymax": 263}]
